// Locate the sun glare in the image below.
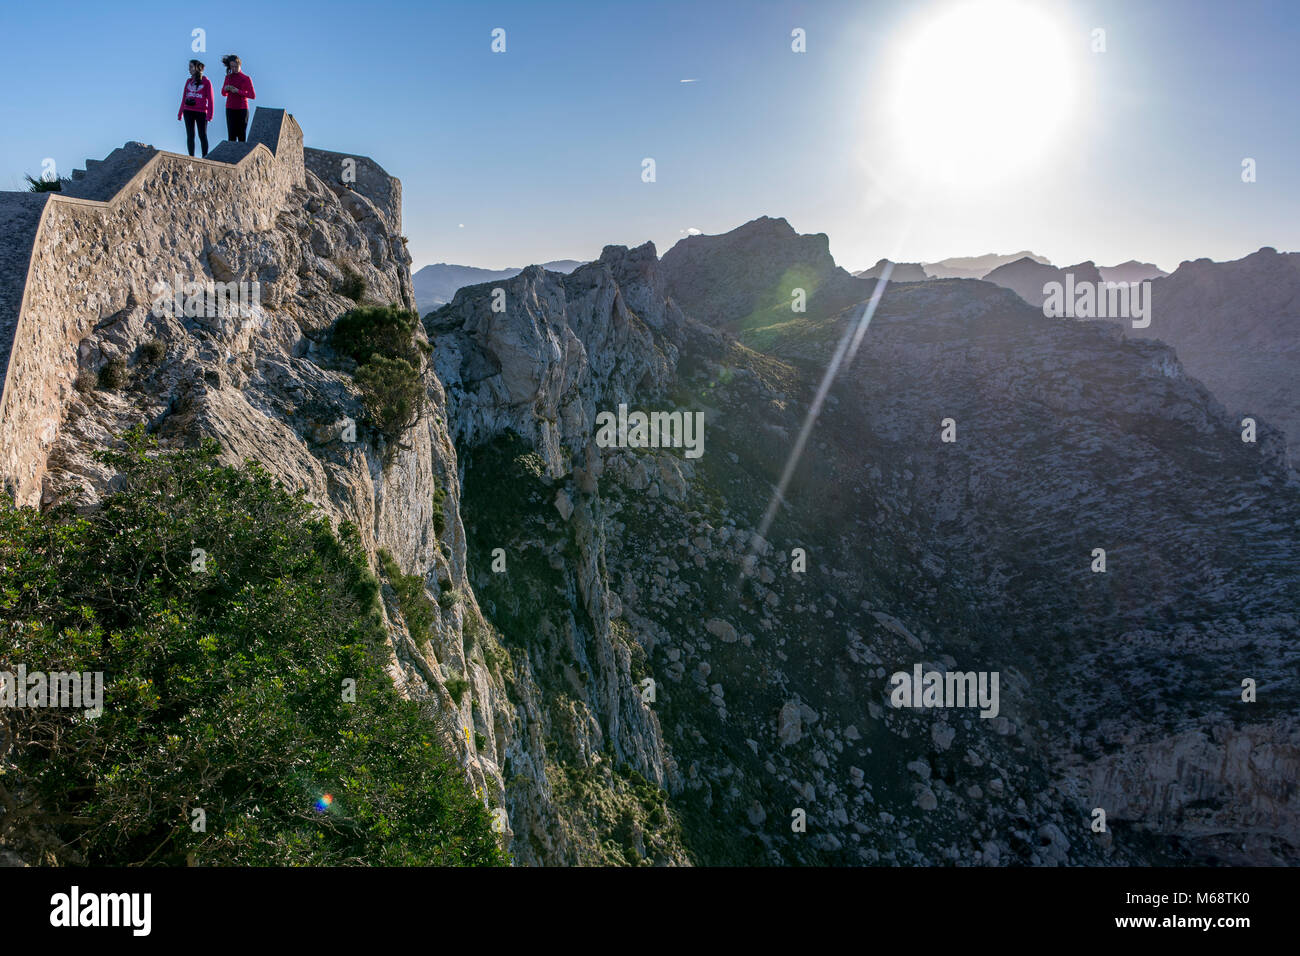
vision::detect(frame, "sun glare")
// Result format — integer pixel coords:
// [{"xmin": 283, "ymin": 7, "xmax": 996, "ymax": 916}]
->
[{"xmin": 889, "ymin": 0, "xmax": 1078, "ymax": 187}]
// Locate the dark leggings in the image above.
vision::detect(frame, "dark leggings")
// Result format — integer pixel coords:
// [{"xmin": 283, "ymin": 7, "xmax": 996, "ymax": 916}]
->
[
  {"xmin": 226, "ymin": 108, "xmax": 249, "ymax": 142},
  {"xmin": 183, "ymin": 111, "xmax": 209, "ymax": 157}
]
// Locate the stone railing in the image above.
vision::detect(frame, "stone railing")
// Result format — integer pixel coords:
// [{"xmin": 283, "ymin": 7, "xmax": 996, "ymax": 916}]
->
[{"xmin": 0, "ymin": 108, "xmax": 304, "ymax": 506}]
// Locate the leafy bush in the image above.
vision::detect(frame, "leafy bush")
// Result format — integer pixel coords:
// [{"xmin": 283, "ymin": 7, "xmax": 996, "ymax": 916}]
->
[
  {"xmin": 444, "ymin": 676, "xmax": 469, "ymax": 705},
  {"xmin": 376, "ymin": 548, "xmax": 439, "ymax": 644},
  {"xmin": 138, "ymin": 339, "xmax": 167, "ymax": 365},
  {"xmin": 25, "ymin": 174, "xmax": 63, "ymax": 192},
  {"xmin": 0, "ymin": 428, "xmax": 504, "ymax": 866},
  {"xmin": 354, "ymin": 356, "xmax": 423, "ymax": 444},
  {"xmin": 73, "ymin": 371, "xmax": 97, "ymax": 394},
  {"xmin": 97, "ymin": 358, "xmax": 127, "ymax": 390},
  {"xmin": 431, "ymin": 482, "xmax": 448, "ymax": 536},
  {"xmin": 336, "ymin": 266, "xmax": 366, "ymax": 302},
  {"xmin": 463, "ymin": 613, "xmax": 481, "ymax": 656},
  {"xmin": 331, "ymin": 306, "xmax": 426, "ymax": 447},
  {"xmin": 331, "ymin": 305, "xmax": 421, "ymax": 368},
  {"xmin": 482, "ymin": 636, "xmax": 512, "ymax": 676}
]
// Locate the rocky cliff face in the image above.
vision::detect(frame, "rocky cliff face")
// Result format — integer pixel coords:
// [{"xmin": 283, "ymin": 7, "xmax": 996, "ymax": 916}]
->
[
  {"xmin": 3, "ymin": 118, "xmax": 1295, "ymax": 865},
  {"xmin": 0, "ymin": 115, "xmax": 534, "ymax": 862},
  {"xmin": 743, "ymin": 275, "xmax": 1300, "ymax": 864},
  {"xmin": 425, "ymin": 222, "xmax": 1298, "ymax": 865},
  {"xmin": 1129, "ymin": 247, "xmax": 1300, "ymax": 467}
]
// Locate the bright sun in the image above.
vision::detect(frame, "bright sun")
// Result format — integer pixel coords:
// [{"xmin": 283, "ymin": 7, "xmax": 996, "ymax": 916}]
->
[{"xmin": 889, "ymin": 0, "xmax": 1078, "ymax": 187}]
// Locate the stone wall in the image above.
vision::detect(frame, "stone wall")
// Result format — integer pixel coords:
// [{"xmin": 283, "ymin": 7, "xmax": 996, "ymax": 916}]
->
[{"xmin": 0, "ymin": 109, "xmax": 304, "ymax": 506}]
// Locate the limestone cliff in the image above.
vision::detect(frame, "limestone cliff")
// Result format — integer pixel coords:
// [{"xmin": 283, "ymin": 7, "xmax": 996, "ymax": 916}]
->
[{"xmin": 0, "ymin": 109, "xmax": 536, "ymax": 860}]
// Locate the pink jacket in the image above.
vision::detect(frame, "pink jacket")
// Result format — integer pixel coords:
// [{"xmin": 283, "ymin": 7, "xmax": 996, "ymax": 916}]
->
[
  {"xmin": 178, "ymin": 76, "xmax": 214, "ymax": 122},
  {"xmin": 221, "ymin": 72, "xmax": 255, "ymax": 110}
]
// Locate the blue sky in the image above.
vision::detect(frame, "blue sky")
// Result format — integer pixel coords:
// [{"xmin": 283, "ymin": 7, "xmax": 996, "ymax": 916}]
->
[{"xmin": 1, "ymin": 0, "xmax": 1296, "ymax": 273}]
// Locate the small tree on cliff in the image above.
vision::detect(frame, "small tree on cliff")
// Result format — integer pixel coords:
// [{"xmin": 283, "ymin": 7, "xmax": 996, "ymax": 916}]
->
[{"xmin": 330, "ymin": 305, "xmax": 426, "ymax": 448}]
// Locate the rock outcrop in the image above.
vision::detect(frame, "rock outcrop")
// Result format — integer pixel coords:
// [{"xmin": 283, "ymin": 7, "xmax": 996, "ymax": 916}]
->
[
  {"xmin": 660, "ymin": 216, "xmax": 871, "ymax": 330},
  {"xmin": 0, "ymin": 109, "xmax": 306, "ymax": 507},
  {"xmin": 0, "ymin": 109, "xmax": 525, "ymax": 862}
]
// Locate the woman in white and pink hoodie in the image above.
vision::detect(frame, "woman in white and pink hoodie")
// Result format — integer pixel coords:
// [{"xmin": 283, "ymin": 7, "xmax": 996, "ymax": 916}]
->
[{"xmin": 177, "ymin": 59, "xmax": 214, "ymax": 157}]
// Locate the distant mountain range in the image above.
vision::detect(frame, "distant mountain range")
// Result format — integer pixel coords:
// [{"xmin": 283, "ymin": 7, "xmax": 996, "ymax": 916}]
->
[
  {"xmin": 413, "ymin": 260, "xmax": 584, "ymax": 314},
  {"xmin": 425, "ymin": 251, "xmax": 1170, "ymax": 316},
  {"xmin": 982, "ymin": 256, "xmax": 1104, "ymax": 309},
  {"xmin": 1099, "ymin": 260, "xmax": 1169, "ymax": 283},
  {"xmin": 854, "ymin": 254, "xmax": 1168, "ymax": 285},
  {"xmin": 854, "ymin": 259, "xmax": 931, "ymax": 282},
  {"xmin": 922, "ymin": 251, "xmax": 1051, "ymax": 279}
]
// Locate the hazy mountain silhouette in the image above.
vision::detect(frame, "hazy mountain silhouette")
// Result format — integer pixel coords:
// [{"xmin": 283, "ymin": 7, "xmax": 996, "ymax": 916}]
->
[
  {"xmin": 983, "ymin": 256, "xmax": 1103, "ymax": 309},
  {"xmin": 855, "ymin": 258, "xmax": 931, "ymax": 282},
  {"xmin": 414, "ymin": 259, "xmax": 584, "ymax": 314},
  {"xmin": 923, "ymin": 251, "xmax": 1051, "ymax": 279},
  {"xmin": 1099, "ymin": 260, "xmax": 1169, "ymax": 283}
]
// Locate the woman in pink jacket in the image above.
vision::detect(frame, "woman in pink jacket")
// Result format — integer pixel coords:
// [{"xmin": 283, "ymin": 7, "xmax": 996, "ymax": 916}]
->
[
  {"xmin": 177, "ymin": 60, "xmax": 214, "ymax": 157},
  {"xmin": 220, "ymin": 55, "xmax": 256, "ymax": 143}
]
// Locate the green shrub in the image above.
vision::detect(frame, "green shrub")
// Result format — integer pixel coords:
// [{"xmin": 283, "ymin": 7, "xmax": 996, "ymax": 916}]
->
[
  {"xmin": 445, "ymin": 676, "xmax": 470, "ymax": 705},
  {"xmin": 336, "ymin": 266, "xmax": 367, "ymax": 302},
  {"xmin": 431, "ymin": 482, "xmax": 448, "ymax": 536},
  {"xmin": 0, "ymin": 427, "xmax": 504, "ymax": 866},
  {"xmin": 97, "ymin": 358, "xmax": 127, "ymax": 390},
  {"xmin": 25, "ymin": 173, "xmax": 63, "ymax": 192},
  {"xmin": 73, "ymin": 371, "xmax": 97, "ymax": 394},
  {"xmin": 474, "ymin": 732, "xmax": 487, "ymax": 751},
  {"xmin": 376, "ymin": 548, "xmax": 438, "ymax": 644},
  {"xmin": 331, "ymin": 306, "xmax": 426, "ymax": 447},
  {"xmin": 332, "ymin": 305, "xmax": 421, "ymax": 368},
  {"xmin": 138, "ymin": 339, "xmax": 167, "ymax": 365},
  {"xmin": 482, "ymin": 638, "xmax": 512, "ymax": 676},
  {"xmin": 463, "ymin": 612, "xmax": 482, "ymax": 655},
  {"xmin": 354, "ymin": 356, "xmax": 424, "ymax": 444}
]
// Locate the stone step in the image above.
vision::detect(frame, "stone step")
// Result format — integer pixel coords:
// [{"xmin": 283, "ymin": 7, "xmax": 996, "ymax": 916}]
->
[{"xmin": 59, "ymin": 143, "xmax": 157, "ymax": 202}]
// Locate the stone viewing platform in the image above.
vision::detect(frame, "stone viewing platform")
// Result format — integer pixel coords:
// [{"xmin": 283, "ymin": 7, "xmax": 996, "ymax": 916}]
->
[{"xmin": 0, "ymin": 108, "xmax": 403, "ymax": 506}]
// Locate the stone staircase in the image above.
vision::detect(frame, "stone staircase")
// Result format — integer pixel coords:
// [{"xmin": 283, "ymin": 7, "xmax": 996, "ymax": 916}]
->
[{"xmin": 62, "ymin": 142, "xmax": 158, "ymax": 202}]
